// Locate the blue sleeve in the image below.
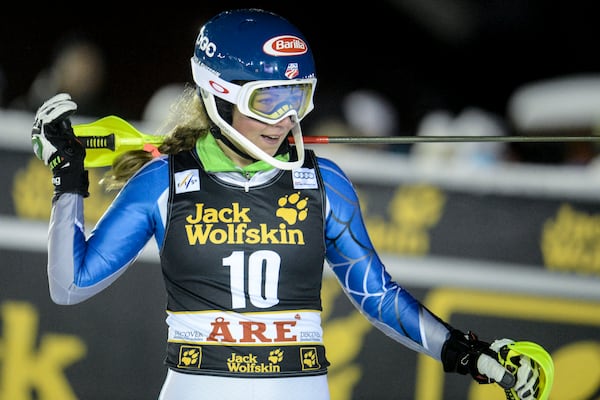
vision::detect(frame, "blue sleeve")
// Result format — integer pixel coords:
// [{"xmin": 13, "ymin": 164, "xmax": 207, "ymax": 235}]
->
[
  {"xmin": 318, "ymin": 156, "xmax": 450, "ymax": 360},
  {"xmin": 47, "ymin": 157, "xmax": 169, "ymax": 304}
]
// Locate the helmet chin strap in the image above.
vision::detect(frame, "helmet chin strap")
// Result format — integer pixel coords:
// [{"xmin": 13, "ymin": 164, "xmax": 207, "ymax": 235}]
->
[
  {"xmin": 200, "ymin": 89, "xmax": 305, "ymax": 170},
  {"xmin": 210, "ymin": 125, "xmax": 292, "ymax": 161},
  {"xmin": 209, "ymin": 125, "xmax": 258, "ymax": 162}
]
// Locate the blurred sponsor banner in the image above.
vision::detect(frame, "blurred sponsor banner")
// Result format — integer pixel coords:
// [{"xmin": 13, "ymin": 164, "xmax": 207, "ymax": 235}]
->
[
  {"xmin": 0, "ymin": 249, "xmax": 167, "ymax": 400},
  {"xmin": 2, "ymin": 144, "xmax": 600, "ymax": 399},
  {"xmin": 356, "ymin": 181, "xmax": 600, "ymax": 276},
  {"xmin": 1, "ymin": 250, "xmax": 598, "ymax": 399},
  {"xmin": 4, "ymin": 148, "xmax": 600, "ymax": 277}
]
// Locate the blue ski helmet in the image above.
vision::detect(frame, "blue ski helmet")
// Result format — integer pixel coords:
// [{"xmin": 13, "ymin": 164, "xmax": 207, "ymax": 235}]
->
[
  {"xmin": 192, "ymin": 8, "xmax": 316, "ymax": 83},
  {"xmin": 190, "ymin": 8, "xmax": 317, "ymax": 170}
]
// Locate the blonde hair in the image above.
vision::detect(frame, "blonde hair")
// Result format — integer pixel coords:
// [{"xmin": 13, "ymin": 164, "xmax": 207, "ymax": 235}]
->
[{"xmin": 100, "ymin": 84, "xmax": 211, "ymax": 190}]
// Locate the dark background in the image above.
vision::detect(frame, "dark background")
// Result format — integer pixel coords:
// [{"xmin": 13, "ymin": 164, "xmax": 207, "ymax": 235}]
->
[{"xmin": 2, "ymin": 1, "xmax": 600, "ymax": 133}]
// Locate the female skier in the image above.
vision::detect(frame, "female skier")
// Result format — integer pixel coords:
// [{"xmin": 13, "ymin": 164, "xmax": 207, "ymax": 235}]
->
[{"xmin": 31, "ymin": 8, "xmax": 541, "ymax": 400}]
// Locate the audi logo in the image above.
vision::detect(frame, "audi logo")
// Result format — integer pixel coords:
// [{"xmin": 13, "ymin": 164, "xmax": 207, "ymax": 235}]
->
[{"xmin": 294, "ymin": 171, "xmax": 315, "ymax": 179}]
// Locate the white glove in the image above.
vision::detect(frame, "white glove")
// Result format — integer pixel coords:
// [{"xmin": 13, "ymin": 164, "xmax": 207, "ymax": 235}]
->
[
  {"xmin": 491, "ymin": 339, "xmax": 540, "ymax": 400},
  {"xmin": 31, "ymin": 93, "xmax": 88, "ymax": 199},
  {"xmin": 32, "ymin": 93, "xmax": 78, "ymax": 166},
  {"xmin": 476, "ymin": 351, "xmax": 516, "ymax": 389}
]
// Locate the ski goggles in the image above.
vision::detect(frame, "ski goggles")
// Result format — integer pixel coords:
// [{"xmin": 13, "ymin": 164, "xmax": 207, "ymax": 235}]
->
[
  {"xmin": 191, "ymin": 60, "xmax": 317, "ymax": 124},
  {"xmin": 237, "ymin": 79, "xmax": 316, "ymax": 124}
]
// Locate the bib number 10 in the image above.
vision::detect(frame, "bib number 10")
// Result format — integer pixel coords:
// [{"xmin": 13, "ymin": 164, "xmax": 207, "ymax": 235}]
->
[{"xmin": 223, "ymin": 250, "xmax": 281, "ymax": 309}]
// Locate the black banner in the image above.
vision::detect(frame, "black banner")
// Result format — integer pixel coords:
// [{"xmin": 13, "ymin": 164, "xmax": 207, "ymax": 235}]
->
[
  {"xmin": 2, "ymin": 148, "xmax": 600, "ymax": 399},
  {"xmin": 2, "ymin": 249, "xmax": 599, "ymax": 399},
  {"xmin": 351, "ymin": 181, "xmax": 600, "ymax": 276},
  {"xmin": 5, "ymin": 149, "xmax": 600, "ymax": 277}
]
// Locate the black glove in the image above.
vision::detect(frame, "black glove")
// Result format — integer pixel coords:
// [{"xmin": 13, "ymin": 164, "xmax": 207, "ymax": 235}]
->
[
  {"xmin": 441, "ymin": 329, "xmax": 516, "ymax": 389},
  {"xmin": 31, "ymin": 93, "xmax": 89, "ymax": 201}
]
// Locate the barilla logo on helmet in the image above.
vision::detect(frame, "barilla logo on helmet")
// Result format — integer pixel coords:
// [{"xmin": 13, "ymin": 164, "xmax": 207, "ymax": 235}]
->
[{"xmin": 262, "ymin": 35, "xmax": 307, "ymax": 56}]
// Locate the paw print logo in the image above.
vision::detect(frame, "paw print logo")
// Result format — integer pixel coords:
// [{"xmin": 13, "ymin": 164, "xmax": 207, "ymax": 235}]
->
[
  {"xmin": 268, "ymin": 348, "xmax": 284, "ymax": 364},
  {"xmin": 300, "ymin": 347, "xmax": 320, "ymax": 370},
  {"xmin": 178, "ymin": 346, "xmax": 201, "ymax": 368},
  {"xmin": 276, "ymin": 192, "xmax": 308, "ymax": 225}
]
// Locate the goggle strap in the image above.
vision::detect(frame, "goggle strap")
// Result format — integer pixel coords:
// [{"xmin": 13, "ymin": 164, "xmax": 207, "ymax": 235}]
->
[{"xmin": 192, "ymin": 58, "xmax": 315, "ymax": 125}]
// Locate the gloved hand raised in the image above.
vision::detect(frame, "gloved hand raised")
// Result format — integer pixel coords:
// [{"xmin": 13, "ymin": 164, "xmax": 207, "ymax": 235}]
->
[{"xmin": 32, "ymin": 93, "xmax": 89, "ymax": 200}]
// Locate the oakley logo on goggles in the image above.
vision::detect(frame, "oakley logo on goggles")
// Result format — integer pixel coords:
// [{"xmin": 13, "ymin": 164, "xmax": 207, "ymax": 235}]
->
[{"xmin": 191, "ymin": 60, "xmax": 316, "ymax": 124}]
